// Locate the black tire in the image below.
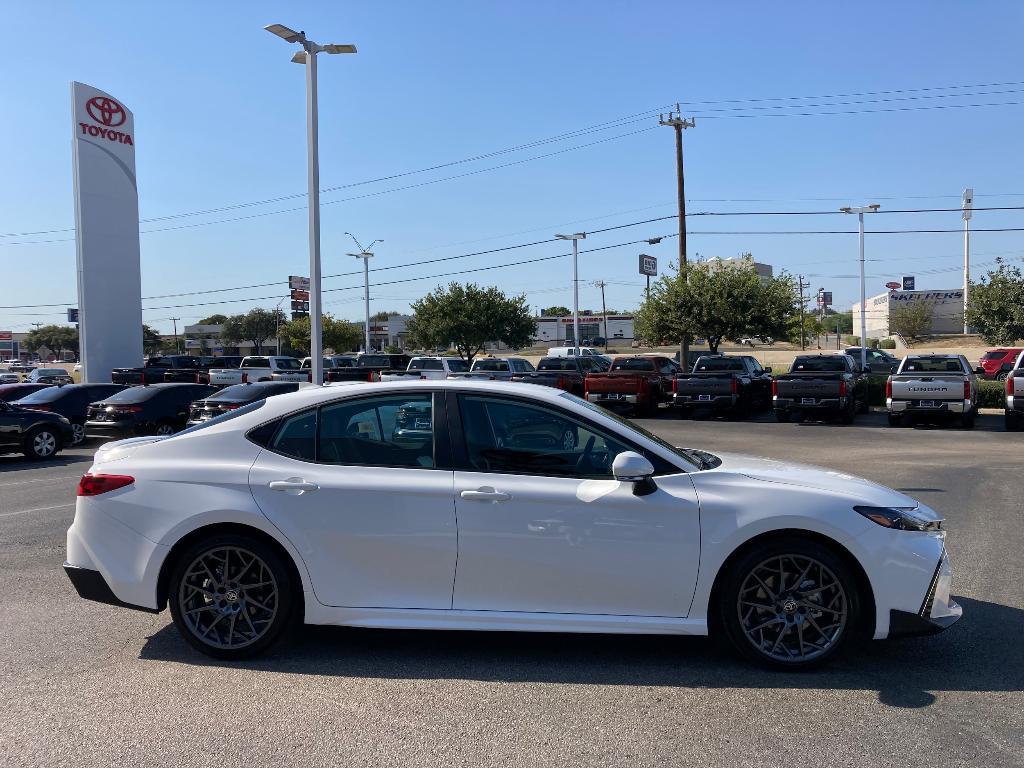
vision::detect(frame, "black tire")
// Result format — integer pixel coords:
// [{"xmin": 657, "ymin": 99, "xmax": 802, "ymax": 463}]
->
[
  {"xmin": 1006, "ymin": 412, "xmax": 1023, "ymax": 432},
  {"xmin": 959, "ymin": 410, "xmax": 976, "ymax": 430},
  {"xmin": 168, "ymin": 533, "xmax": 298, "ymax": 660},
  {"xmin": 887, "ymin": 413, "xmax": 903, "ymax": 428},
  {"xmin": 153, "ymin": 420, "xmax": 177, "ymax": 437},
  {"xmin": 23, "ymin": 426, "xmax": 61, "ymax": 460},
  {"xmin": 839, "ymin": 406, "xmax": 856, "ymax": 425},
  {"xmin": 774, "ymin": 409, "xmax": 790, "ymax": 423},
  {"xmin": 717, "ymin": 537, "xmax": 862, "ymax": 669},
  {"xmin": 70, "ymin": 420, "xmax": 87, "ymax": 446},
  {"xmin": 996, "ymin": 372, "xmax": 1008, "ymax": 382},
  {"xmin": 858, "ymin": 396, "xmax": 870, "ymax": 415}
]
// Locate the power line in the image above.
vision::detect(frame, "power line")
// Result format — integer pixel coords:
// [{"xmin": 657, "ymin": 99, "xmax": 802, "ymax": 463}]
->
[
  {"xmin": 679, "ymin": 79, "xmax": 1024, "ymax": 106},
  {"xmin": 694, "ymin": 99, "xmax": 1024, "ymax": 120}
]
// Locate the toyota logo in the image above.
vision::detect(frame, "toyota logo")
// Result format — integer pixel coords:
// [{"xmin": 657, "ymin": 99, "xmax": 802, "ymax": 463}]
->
[{"xmin": 85, "ymin": 96, "xmax": 126, "ymax": 127}]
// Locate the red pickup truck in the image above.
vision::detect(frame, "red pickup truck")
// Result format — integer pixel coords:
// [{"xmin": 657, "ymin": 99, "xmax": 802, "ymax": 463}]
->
[{"xmin": 583, "ymin": 355, "xmax": 681, "ymax": 416}]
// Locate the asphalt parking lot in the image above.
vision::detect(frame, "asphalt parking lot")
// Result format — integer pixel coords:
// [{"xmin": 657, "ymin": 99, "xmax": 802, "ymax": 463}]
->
[{"xmin": 1, "ymin": 413, "xmax": 1021, "ymax": 768}]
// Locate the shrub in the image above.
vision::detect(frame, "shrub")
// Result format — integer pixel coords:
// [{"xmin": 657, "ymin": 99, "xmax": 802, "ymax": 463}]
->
[
  {"xmin": 866, "ymin": 338, "xmax": 880, "ymax": 349},
  {"xmin": 977, "ymin": 380, "xmax": 1007, "ymax": 409},
  {"xmin": 878, "ymin": 338, "xmax": 897, "ymax": 349},
  {"xmin": 845, "ymin": 335, "xmax": 860, "ymax": 346},
  {"xmin": 866, "ymin": 375, "xmax": 888, "ymax": 406}
]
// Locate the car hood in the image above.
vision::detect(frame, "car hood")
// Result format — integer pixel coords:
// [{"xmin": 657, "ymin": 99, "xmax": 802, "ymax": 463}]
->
[{"xmin": 710, "ymin": 451, "xmax": 919, "ymax": 507}]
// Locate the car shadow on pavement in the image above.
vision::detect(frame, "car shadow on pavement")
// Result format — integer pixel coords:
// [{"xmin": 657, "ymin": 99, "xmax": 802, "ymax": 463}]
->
[{"xmin": 139, "ymin": 596, "xmax": 1021, "ymax": 707}]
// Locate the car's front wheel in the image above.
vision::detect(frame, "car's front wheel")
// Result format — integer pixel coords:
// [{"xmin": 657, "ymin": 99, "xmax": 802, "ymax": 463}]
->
[
  {"xmin": 168, "ymin": 534, "xmax": 297, "ymax": 660},
  {"xmin": 718, "ymin": 538, "xmax": 861, "ymax": 668},
  {"xmin": 23, "ymin": 427, "xmax": 60, "ymax": 460}
]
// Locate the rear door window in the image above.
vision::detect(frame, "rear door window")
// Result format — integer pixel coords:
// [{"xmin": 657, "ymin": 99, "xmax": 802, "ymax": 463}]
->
[{"xmin": 318, "ymin": 394, "xmax": 434, "ymax": 468}]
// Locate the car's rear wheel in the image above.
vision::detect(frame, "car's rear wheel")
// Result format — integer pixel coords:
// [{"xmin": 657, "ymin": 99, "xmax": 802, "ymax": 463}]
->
[
  {"xmin": 887, "ymin": 413, "xmax": 904, "ymax": 427},
  {"xmin": 169, "ymin": 534, "xmax": 296, "ymax": 660},
  {"xmin": 959, "ymin": 410, "xmax": 976, "ymax": 430},
  {"xmin": 70, "ymin": 420, "xmax": 86, "ymax": 446},
  {"xmin": 718, "ymin": 538, "xmax": 860, "ymax": 669},
  {"xmin": 154, "ymin": 421, "xmax": 177, "ymax": 437},
  {"xmin": 23, "ymin": 427, "xmax": 60, "ymax": 459},
  {"xmin": 774, "ymin": 409, "xmax": 790, "ymax": 423}
]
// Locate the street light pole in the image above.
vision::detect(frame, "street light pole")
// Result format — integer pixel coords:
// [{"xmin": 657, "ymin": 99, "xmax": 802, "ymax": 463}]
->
[
  {"xmin": 962, "ymin": 187, "xmax": 973, "ymax": 334},
  {"xmin": 840, "ymin": 204, "xmax": 880, "ymax": 372},
  {"xmin": 274, "ymin": 297, "xmax": 286, "ymax": 354},
  {"xmin": 345, "ymin": 234, "xmax": 382, "ymax": 354},
  {"xmin": 265, "ymin": 24, "xmax": 356, "ymax": 387},
  {"xmin": 556, "ymin": 233, "xmax": 587, "ymax": 355}
]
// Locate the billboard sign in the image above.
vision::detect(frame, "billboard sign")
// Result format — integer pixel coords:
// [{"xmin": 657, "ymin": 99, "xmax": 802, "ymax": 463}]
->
[
  {"xmin": 638, "ymin": 254, "xmax": 658, "ymax": 277},
  {"xmin": 817, "ymin": 291, "xmax": 832, "ymax": 306},
  {"xmin": 885, "ymin": 281, "xmax": 901, "ymax": 291},
  {"xmin": 291, "ymin": 300, "xmax": 310, "ymax": 312},
  {"xmin": 291, "ymin": 289, "xmax": 310, "ymax": 302},
  {"xmin": 72, "ymin": 82, "xmax": 143, "ymax": 384},
  {"xmin": 67, "ymin": 308, "xmax": 79, "ymax": 323},
  {"xmin": 902, "ymin": 276, "xmax": 916, "ymax": 291},
  {"xmin": 0, "ymin": 331, "xmax": 12, "ymax": 341},
  {"xmin": 289, "ymin": 275, "xmax": 310, "ymax": 291}
]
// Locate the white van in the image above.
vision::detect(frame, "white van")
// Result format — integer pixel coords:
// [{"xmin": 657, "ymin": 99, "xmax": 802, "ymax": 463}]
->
[{"xmin": 547, "ymin": 346, "xmax": 601, "ymax": 358}]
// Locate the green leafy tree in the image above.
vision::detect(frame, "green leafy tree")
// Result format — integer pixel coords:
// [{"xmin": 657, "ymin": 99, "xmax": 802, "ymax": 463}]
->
[
  {"xmin": 829, "ymin": 310, "xmax": 854, "ymax": 335},
  {"xmin": 197, "ymin": 314, "xmax": 228, "ymax": 325},
  {"xmin": 221, "ymin": 308, "xmax": 285, "ymax": 354},
  {"xmin": 281, "ymin": 314, "xmax": 362, "ymax": 356},
  {"xmin": 634, "ymin": 261, "xmax": 796, "ymax": 353},
  {"xmin": 24, "ymin": 325, "xmax": 79, "ymax": 360},
  {"xmin": 964, "ymin": 260, "xmax": 1024, "ymax": 345},
  {"xmin": 407, "ymin": 283, "xmax": 535, "ymax": 367},
  {"xmin": 142, "ymin": 324, "xmax": 163, "ymax": 355},
  {"xmin": 889, "ymin": 301, "xmax": 934, "ymax": 340},
  {"xmin": 541, "ymin": 305, "xmax": 571, "ymax": 317},
  {"xmin": 370, "ymin": 310, "xmax": 401, "ymax": 322}
]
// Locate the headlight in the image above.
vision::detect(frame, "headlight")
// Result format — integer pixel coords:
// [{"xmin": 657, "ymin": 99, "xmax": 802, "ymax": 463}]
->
[{"xmin": 854, "ymin": 505, "xmax": 943, "ymax": 532}]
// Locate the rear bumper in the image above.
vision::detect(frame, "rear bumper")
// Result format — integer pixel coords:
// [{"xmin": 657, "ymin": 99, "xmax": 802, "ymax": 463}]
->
[
  {"xmin": 888, "ymin": 399, "xmax": 969, "ymax": 414},
  {"xmin": 587, "ymin": 393, "xmax": 639, "ymax": 405},
  {"xmin": 673, "ymin": 393, "xmax": 737, "ymax": 408},
  {"xmin": 85, "ymin": 419, "xmax": 136, "ymax": 437},
  {"xmin": 63, "ymin": 563, "xmax": 160, "ymax": 614},
  {"xmin": 773, "ymin": 396, "xmax": 846, "ymax": 411}
]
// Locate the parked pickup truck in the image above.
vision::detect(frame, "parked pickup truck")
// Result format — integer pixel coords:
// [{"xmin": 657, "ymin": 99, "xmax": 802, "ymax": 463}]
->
[
  {"xmin": 887, "ymin": 354, "xmax": 982, "ymax": 428},
  {"xmin": 285, "ymin": 358, "xmax": 382, "ymax": 383},
  {"xmin": 583, "ymin": 355, "xmax": 679, "ymax": 416},
  {"xmin": 672, "ymin": 355, "xmax": 772, "ymax": 418},
  {"xmin": 207, "ymin": 356, "xmax": 306, "ymax": 387},
  {"xmin": 354, "ymin": 353, "xmax": 412, "ymax": 377},
  {"xmin": 379, "ymin": 356, "xmax": 470, "ymax": 381},
  {"xmin": 111, "ymin": 355, "xmax": 204, "ymax": 385},
  {"xmin": 446, "ymin": 356, "xmax": 537, "ymax": 380},
  {"xmin": 773, "ymin": 354, "xmax": 868, "ymax": 423},
  {"xmin": 845, "ymin": 347, "xmax": 900, "ymax": 375},
  {"xmin": 1004, "ymin": 350, "xmax": 1024, "ymax": 431},
  {"xmin": 509, "ymin": 355, "xmax": 610, "ymax": 396}
]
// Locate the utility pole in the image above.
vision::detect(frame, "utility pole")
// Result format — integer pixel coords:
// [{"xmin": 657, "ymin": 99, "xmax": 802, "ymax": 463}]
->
[
  {"xmin": 593, "ymin": 280, "xmax": 608, "ymax": 351},
  {"xmin": 797, "ymin": 277, "xmax": 809, "ymax": 351},
  {"xmin": 962, "ymin": 187, "xmax": 973, "ymax": 334},
  {"xmin": 659, "ymin": 105, "xmax": 695, "ymax": 365},
  {"xmin": 170, "ymin": 317, "xmax": 181, "ymax": 354}
]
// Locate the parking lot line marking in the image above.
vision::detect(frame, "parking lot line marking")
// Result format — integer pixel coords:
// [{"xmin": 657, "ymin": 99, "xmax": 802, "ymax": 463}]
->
[
  {"xmin": 0, "ymin": 503, "xmax": 75, "ymax": 519},
  {"xmin": 0, "ymin": 475, "xmax": 81, "ymax": 489}
]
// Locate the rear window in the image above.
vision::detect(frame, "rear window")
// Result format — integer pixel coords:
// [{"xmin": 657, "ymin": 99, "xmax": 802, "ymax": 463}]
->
[
  {"xmin": 611, "ymin": 358, "xmax": 655, "ymax": 371},
  {"xmin": 473, "ymin": 360, "xmax": 511, "ymax": 372},
  {"xmin": 446, "ymin": 359, "xmax": 469, "ymax": 372},
  {"xmin": 175, "ymin": 399, "xmax": 268, "ymax": 437},
  {"xmin": 695, "ymin": 358, "xmax": 743, "ymax": 372},
  {"xmin": 538, "ymin": 359, "xmax": 576, "ymax": 371},
  {"xmin": 242, "ymin": 358, "xmax": 269, "ymax": 368},
  {"xmin": 791, "ymin": 357, "xmax": 848, "ymax": 372},
  {"xmin": 410, "ymin": 359, "xmax": 444, "ymax": 371},
  {"xmin": 358, "ymin": 356, "xmax": 390, "ymax": 367},
  {"xmin": 981, "ymin": 350, "xmax": 1011, "ymax": 360},
  {"xmin": 273, "ymin": 358, "xmax": 301, "ymax": 370},
  {"xmin": 100, "ymin": 386, "xmax": 163, "ymax": 403},
  {"xmin": 36, "ymin": 369, "xmax": 66, "ymax": 376},
  {"xmin": 902, "ymin": 358, "xmax": 967, "ymax": 373},
  {"xmin": 12, "ymin": 386, "xmax": 72, "ymax": 403},
  {"xmin": 213, "ymin": 383, "xmax": 297, "ymax": 400}
]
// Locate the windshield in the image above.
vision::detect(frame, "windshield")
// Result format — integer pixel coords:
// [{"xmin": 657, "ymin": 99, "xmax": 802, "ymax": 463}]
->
[
  {"xmin": 559, "ymin": 391, "xmax": 719, "ymax": 471},
  {"xmin": 473, "ymin": 360, "xmax": 510, "ymax": 372},
  {"xmin": 10, "ymin": 387, "xmax": 69, "ymax": 403},
  {"xmin": 611, "ymin": 358, "xmax": 655, "ymax": 371},
  {"xmin": 791, "ymin": 357, "xmax": 848, "ymax": 372},
  {"xmin": 981, "ymin": 350, "xmax": 1010, "ymax": 360}
]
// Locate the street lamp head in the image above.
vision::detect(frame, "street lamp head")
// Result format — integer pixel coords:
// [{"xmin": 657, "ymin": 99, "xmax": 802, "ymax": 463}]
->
[
  {"xmin": 555, "ymin": 232, "xmax": 587, "ymax": 241},
  {"xmin": 646, "ymin": 237, "xmax": 663, "ymax": 245},
  {"xmin": 322, "ymin": 43, "xmax": 357, "ymax": 54},
  {"xmin": 290, "ymin": 51, "xmax": 307, "ymax": 64},
  {"xmin": 265, "ymin": 24, "xmax": 304, "ymax": 43},
  {"xmin": 839, "ymin": 207, "xmax": 852, "ymax": 214}
]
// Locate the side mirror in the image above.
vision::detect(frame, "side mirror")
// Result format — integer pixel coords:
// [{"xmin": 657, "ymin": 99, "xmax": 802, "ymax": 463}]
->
[
  {"xmin": 764, "ymin": 367, "xmax": 772, "ymax": 373},
  {"xmin": 975, "ymin": 367, "xmax": 985, "ymax": 376},
  {"xmin": 612, "ymin": 451, "xmax": 657, "ymax": 496}
]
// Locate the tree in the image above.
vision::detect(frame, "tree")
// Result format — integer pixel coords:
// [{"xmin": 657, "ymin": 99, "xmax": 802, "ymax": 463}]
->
[
  {"xmin": 541, "ymin": 306, "xmax": 571, "ymax": 317},
  {"xmin": 280, "ymin": 314, "xmax": 362, "ymax": 356},
  {"xmin": 370, "ymin": 310, "xmax": 401, "ymax": 322},
  {"xmin": 142, "ymin": 324, "xmax": 163, "ymax": 355},
  {"xmin": 221, "ymin": 308, "xmax": 285, "ymax": 354},
  {"xmin": 24, "ymin": 325, "xmax": 79, "ymax": 360},
  {"xmin": 964, "ymin": 260, "xmax": 1024, "ymax": 345},
  {"xmin": 828, "ymin": 310, "xmax": 853, "ymax": 335},
  {"xmin": 406, "ymin": 283, "xmax": 535, "ymax": 367},
  {"xmin": 197, "ymin": 313, "xmax": 228, "ymax": 325},
  {"xmin": 634, "ymin": 261, "xmax": 796, "ymax": 353},
  {"xmin": 889, "ymin": 301, "xmax": 934, "ymax": 340}
]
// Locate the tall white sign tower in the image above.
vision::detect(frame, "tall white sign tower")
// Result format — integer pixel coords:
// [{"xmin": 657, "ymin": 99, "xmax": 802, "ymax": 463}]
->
[{"xmin": 71, "ymin": 82, "xmax": 143, "ymax": 383}]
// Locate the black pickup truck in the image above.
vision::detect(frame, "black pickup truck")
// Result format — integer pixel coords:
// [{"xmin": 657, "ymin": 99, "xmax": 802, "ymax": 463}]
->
[
  {"xmin": 111, "ymin": 355, "xmax": 202, "ymax": 385},
  {"xmin": 509, "ymin": 356, "xmax": 610, "ymax": 395},
  {"xmin": 772, "ymin": 354, "xmax": 868, "ymax": 423},
  {"xmin": 672, "ymin": 355, "xmax": 772, "ymax": 418}
]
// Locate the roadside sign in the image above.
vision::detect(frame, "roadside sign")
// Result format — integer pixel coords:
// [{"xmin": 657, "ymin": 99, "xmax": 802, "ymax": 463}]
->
[
  {"xmin": 902, "ymin": 276, "xmax": 915, "ymax": 290},
  {"xmin": 288, "ymin": 275, "xmax": 310, "ymax": 291},
  {"xmin": 291, "ymin": 300, "xmax": 310, "ymax": 312},
  {"xmin": 0, "ymin": 331, "xmax": 11, "ymax": 341},
  {"xmin": 638, "ymin": 254, "xmax": 657, "ymax": 277},
  {"xmin": 290, "ymin": 289, "xmax": 309, "ymax": 301},
  {"xmin": 290, "ymin": 311, "xmax": 308, "ymax": 321},
  {"xmin": 817, "ymin": 291, "xmax": 832, "ymax": 306},
  {"xmin": 885, "ymin": 281, "xmax": 901, "ymax": 291},
  {"xmin": 67, "ymin": 308, "xmax": 79, "ymax": 323}
]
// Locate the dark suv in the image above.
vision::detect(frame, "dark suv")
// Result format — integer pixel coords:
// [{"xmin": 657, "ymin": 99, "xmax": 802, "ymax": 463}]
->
[
  {"xmin": 13, "ymin": 383, "xmax": 126, "ymax": 445},
  {"xmin": 187, "ymin": 381, "xmax": 300, "ymax": 426},
  {"xmin": 85, "ymin": 383, "xmax": 216, "ymax": 438}
]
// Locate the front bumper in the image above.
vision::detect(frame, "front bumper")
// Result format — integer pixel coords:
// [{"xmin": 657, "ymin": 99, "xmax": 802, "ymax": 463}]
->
[
  {"xmin": 889, "ymin": 399, "xmax": 969, "ymax": 414},
  {"xmin": 888, "ymin": 550, "xmax": 962, "ymax": 636}
]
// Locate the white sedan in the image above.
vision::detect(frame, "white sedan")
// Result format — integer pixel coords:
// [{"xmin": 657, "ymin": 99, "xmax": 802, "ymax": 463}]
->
[{"xmin": 64, "ymin": 380, "xmax": 961, "ymax": 667}]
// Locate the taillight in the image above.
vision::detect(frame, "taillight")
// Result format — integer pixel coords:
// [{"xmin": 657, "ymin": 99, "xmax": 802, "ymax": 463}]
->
[
  {"xmin": 886, "ymin": 377, "xmax": 893, "ymax": 399},
  {"xmin": 838, "ymin": 381, "xmax": 847, "ymax": 397},
  {"xmin": 964, "ymin": 380, "xmax": 971, "ymax": 400},
  {"xmin": 139, "ymin": 371, "xmax": 146, "ymax": 385},
  {"xmin": 672, "ymin": 378, "xmax": 677, "ymax": 393},
  {"xmin": 771, "ymin": 380, "xmax": 778, "ymax": 397},
  {"xmin": 1008, "ymin": 375, "xmax": 1015, "ymax": 397},
  {"xmin": 307, "ymin": 372, "xmax": 313, "ymax": 382},
  {"xmin": 584, "ymin": 378, "xmax": 590, "ymax": 395},
  {"xmin": 26, "ymin": 405, "xmax": 51, "ymax": 412},
  {"xmin": 111, "ymin": 405, "xmax": 143, "ymax": 414},
  {"xmin": 730, "ymin": 378, "xmax": 738, "ymax": 395},
  {"xmin": 77, "ymin": 473, "xmax": 134, "ymax": 496},
  {"xmin": 241, "ymin": 372, "xmax": 248, "ymax": 384}
]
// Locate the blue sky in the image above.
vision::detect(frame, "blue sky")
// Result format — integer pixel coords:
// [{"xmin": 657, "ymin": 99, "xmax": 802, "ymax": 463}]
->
[{"xmin": 2, "ymin": 1, "xmax": 1023, "ymax": 334}]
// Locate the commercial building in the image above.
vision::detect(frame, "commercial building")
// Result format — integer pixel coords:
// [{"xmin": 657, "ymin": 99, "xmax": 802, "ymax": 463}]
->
[
  {"xmin": 702, "ymin": 255, "xmax": 774, "ymax": 283},
  {"xmin": 533, "ymin": 314, "xmax": 634, "ymax": 346},
  {"xmin": 852, "ymin": 289, "xmax": 965, "ymax": 338}
]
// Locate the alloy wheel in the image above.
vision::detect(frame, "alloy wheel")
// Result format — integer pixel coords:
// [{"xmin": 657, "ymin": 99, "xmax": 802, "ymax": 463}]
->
[
  {"xmin": 736, "ymin": 554, "xmax": 848, "ymax": 663},
  {"xmin": 71, "ymin": 423, "xmax": 86, "ymax": 445},
  {"xmin": 155, "ymin": 423, "xmax": 176, "ymax": 436},
  {"xmin": 32, "ymin": 431, "xmax": 57, "ymax": 458},
  {"xmin": 177, "ymin": 546, "xmax": 280, "ymax": 650},
  {"xmin": 561, "ymin": 428, "xmax": 576, "ymax": 451}
]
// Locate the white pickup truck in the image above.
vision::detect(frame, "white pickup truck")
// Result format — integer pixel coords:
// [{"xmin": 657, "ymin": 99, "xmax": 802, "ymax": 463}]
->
[
  {"xmin": 887, "ymin": 354, "xmax": 982, "ymax": 428},
  {"xmin": 207, "ymin": 356, "xmax": 306, "ymax": 387},
  {"xmin": 1004, "ymin": 350, "xmax": 1024, "ymax": 431},
  {"xmin": 379, "ymin": 356, "xmax": 470, "ymax": 381}
]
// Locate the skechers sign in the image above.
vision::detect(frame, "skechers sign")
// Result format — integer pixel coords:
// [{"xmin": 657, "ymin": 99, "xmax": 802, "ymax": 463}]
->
[
  {"xmin": 891, "ymin": 291, "xmax": 963, "ymax": 302},
  {"xmin": 77, "ymin": 96, "xmax": 134, "ymax": 145}
]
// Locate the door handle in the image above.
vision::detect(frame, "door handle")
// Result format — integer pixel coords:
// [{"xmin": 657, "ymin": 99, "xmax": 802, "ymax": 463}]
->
[
  {"xmin": 460, "ymin": 489, "xmax": 512, "ymax": 503},
  {"xmin": 268, "ymin": 480, "xmax": 320, "ymax": 493}
]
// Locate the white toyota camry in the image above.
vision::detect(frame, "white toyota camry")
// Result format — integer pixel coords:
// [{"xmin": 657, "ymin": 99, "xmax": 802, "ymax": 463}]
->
[{"xmin": 65, "ymin": 380, "xmax": 961, "ymax": 667}]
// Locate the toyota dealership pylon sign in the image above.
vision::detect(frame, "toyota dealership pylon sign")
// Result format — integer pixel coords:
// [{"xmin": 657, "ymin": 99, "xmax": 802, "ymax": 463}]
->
[{"xmin": 71, "ymin": 82, "xmax": 143, "ymax": 383}]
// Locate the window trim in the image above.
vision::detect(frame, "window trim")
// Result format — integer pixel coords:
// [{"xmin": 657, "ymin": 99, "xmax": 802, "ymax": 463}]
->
[{"xmin": 446, "ymin": 391, "xmax": 683, "ymax": 479}]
